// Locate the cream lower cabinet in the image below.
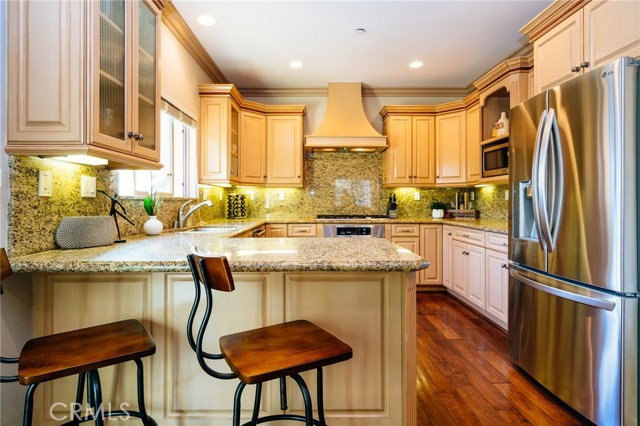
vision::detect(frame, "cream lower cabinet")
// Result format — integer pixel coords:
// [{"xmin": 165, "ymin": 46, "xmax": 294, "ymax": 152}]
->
[
  {"xmin": 532, "ymin": 0, "xmax": 640, "ymax": 93},
  {"xmin": 31, "ymin": 271, "xmax": 415, "ymax": 426},
  {"xmin": 391, "ymin": 224, "xmax": 442, "ymax": 288},
  {"xmin": 265, "ymin": 224, "xmax": 287, "ymax": 237},
  {"xmin": 444, "ymin": 226, "xmax": 508, "ymax": 330}
]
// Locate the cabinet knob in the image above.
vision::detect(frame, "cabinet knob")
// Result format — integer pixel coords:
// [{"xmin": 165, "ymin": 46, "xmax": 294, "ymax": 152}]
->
[
  {"xmin": 263, "ymin": 175, "xmax": 267, "ymax": 178},
  {"xmin": 580, "ymin": 61, "xmax": 590, "ymax": 69},
  {"xmin": 127, "ymin": 131, "xmax": 144, "ymax": 141},
  {"xmin": 501, "ymin": 264, "xmax": 509, "ymax": 269},
  {"xmin": 447, "ymin": 232, "xmax": 452, "ymax": 236},
  {"xmin": 297, "ymin": 175, "xmax": 301, "ymax": 178},
  {"xmin": 436, "ymin": 175, "xmax": 440, "ymax": 179},
  {"xmin": 571, "ymin": 66, "xmax": 581, "ymax": 73},
  {"xmin": 138, "ymin": 134, "xmax": 144, "ymax": 140}
]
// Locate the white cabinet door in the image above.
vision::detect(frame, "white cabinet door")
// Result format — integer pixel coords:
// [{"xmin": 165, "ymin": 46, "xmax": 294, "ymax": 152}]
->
[
  {"xmin": 451, "ymin": 240, "xmax": 468, "ymax": 296},
  {"xmin": 466, "ymin": 244, "xmax": 486, "ymax": 309},
  {"xmin": 486, "ymin": 249, "xmax": 509, "ymax": 326},
  {"xmin": 442, "ymin": 226, "xmax": 453, "ymax": 289}
]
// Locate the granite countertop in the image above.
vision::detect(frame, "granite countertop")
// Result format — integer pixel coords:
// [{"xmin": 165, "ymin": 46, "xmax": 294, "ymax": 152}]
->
[{"xmin": 10, "ymin": 231, "xmax": 428, "ymax": 274}]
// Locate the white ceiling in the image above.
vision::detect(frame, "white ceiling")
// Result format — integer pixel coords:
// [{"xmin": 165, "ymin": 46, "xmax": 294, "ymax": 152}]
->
[{"xmin": 172, "ymin": 0, "xmax": 553, "ymax": 91}]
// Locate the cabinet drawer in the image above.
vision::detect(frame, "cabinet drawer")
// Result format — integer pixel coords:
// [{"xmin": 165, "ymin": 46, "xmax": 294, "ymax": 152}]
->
[
  {"xmin": 485, "ymin": 232, "xmax": 508, "ymax": 253},
  {"xmin": 391, "ymin": 224, "xmax": 420, "ymax": 237},
  {"xmin": 287, "ymin": 224, "xmax": 317, "ymax": 237},
  {"xmin": 452, "ymin": 227, "xmax": 485, "ymax": 246}
]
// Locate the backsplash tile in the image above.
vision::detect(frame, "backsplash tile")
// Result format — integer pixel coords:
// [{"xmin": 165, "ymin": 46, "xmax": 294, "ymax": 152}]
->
[{"xmin": 8, "ymin": 153, "xmax": 507, "ymax": 256}]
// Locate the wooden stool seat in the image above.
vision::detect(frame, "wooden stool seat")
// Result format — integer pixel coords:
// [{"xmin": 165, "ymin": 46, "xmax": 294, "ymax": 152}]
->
[
  {"xmin": 19, "ymin": 319, "xmax": 156, "ymax": 386},
  {"xmin": 220, "ymin": 319, "xmax": 352, "ymax": 384}
]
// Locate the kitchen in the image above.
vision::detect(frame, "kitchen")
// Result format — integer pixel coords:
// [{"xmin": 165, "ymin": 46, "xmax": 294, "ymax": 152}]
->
[{"xmin": 1, "ymin": 1, "xmax": 639, "ymax": 425}]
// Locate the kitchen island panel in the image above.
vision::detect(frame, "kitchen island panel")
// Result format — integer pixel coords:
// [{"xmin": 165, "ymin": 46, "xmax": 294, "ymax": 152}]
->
[
  {"xmin": 32, "ymin": 273, "xmax": 155, "ymax": 426},
  {"xmin": 29, "ymin": 270, "xmax": 415, "ymax": 426}
]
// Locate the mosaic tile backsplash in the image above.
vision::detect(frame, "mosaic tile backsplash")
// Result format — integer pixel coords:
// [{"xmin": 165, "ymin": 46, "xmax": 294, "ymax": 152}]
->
[{"xmin": 7, "ymin": 154, "xmax": 507, "ymax": 256}]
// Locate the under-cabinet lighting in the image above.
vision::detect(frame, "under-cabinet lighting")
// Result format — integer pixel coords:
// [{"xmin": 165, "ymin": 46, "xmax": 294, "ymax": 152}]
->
[
  {"xmin": 52, "ymin": 155, "xmax": 108, "ymax": 166},
  {"xmin": 350, "ymin": 148, "xmax": 377, "ymax": 153},
  {"xmin": 474, "ymin": 184, "xmax": 493, "ymax": 188}
]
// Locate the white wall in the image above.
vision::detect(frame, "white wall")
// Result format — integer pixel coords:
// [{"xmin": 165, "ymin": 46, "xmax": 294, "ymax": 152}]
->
[{"xmin": 161, "ymin": 22, "xmax": 214, "ymax": 119}]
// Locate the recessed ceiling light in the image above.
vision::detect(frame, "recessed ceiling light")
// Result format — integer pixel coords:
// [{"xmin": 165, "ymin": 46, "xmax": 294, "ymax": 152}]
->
[
  {"xmin": 355, "ymin": 28, "xmax": 366, "ymax": 35},
  {"xmin": 289, "ymin": 61, "xmax": 303, "ymax": 69},
  {"xmin": 197, "ymin": 15, "xmax": 216, "ymax": 26},
  {"xmin": 409, "ymin": 61, "xmax": 424, "ymax": 69}
]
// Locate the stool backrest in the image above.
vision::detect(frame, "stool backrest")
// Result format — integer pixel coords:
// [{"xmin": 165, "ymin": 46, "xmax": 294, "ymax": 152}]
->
[
  {"xmin": 1, "ymin": 248, "xmax": 12, "ymax": 281},
  {"xmin": 185, "ymin": 253, "xmax": 236, "ymax": 381}
]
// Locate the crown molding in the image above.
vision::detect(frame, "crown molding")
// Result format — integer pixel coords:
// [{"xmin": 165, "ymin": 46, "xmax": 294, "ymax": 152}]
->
[
  {"xmin": 198, "ymin": 84, "xmax": 306, "ymax": 115},
  {"xmin": 238, "ymin": 86, "xmax": 473, "ymax": 98},
  {"xmin": 520, "ymin": 0, "xmax": 590, "ymax": 43},
  {"xmin": 162, "ymin": 1, "xmax": 228, "ymax": 83},
  {"xmin": 473, "ymin": 55, "xmax": 532, "ymax": 93}
]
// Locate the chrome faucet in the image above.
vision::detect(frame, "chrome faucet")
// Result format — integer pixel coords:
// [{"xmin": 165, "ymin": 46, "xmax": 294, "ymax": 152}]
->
[{"xmin": 177, "ymin": 199, "xmax": 213, "ymax": 228}]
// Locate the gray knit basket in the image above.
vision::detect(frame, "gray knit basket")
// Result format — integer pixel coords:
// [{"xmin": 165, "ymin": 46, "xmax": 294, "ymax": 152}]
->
[{"xmin": 55, "ymin": 216, "xmax": 117, "ymax": 249}]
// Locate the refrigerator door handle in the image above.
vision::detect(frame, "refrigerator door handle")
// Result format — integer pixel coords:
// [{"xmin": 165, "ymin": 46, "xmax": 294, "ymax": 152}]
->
[
  {"xmin": 535, "ymin": 110, "xmax": 554, "ymax": 252},
  {"xmin": 531, "ymin": 110, "xmax": 548, "ymax": 250},
  {"xmin": 510, "ymin": 269, "xmax": 616, "ymax": 311},
  {"xmin": 547, "ymin": 109, "xmax": 564, "ymax": 251}
]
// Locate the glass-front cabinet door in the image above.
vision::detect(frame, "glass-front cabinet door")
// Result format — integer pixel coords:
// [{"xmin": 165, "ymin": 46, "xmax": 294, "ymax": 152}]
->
[
  {"xmin": 133, "ymin": 0, "xmax": 160, "ymax": 160},
  {"xmin": 94, "ymin": 0, "xmax": 130, "ymax": 152},
  {"xmin": 92, "ymin": 0, "xmax": 160, "ymax": 161}
]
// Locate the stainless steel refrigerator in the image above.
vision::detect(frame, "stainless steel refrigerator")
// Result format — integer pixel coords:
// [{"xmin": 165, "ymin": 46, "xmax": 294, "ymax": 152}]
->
[{"xmin": 509, "ymin": 56, "xmax": 639, "ymax": 426}]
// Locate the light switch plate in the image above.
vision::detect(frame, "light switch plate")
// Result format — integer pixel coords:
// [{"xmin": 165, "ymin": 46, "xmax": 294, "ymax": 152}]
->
[
  {"xmin": 504, "ymin": 190, "xmax": 509, "ymax": 201},
  {"xmin": 278, "ymin": 192, "xmax": 285, "ymax": 201},
  {"xmin": 38, "ymin": 170, "xmax": 52, "ymax": 197},
  {"xmin": 414, "ymin": 191, "xmax": 421, "ymax": 201},
  {"xmin": 81, "ymin": 175, "xmax": 97, "ymax": 197}
]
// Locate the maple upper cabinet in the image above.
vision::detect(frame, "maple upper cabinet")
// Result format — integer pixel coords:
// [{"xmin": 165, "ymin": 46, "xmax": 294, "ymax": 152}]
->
[
  {"xmin": 465, "ymin": 104, "xmax": 481, "ymax": 184},
  {"xmin": 526, "ymin": 0, "xmax": 640, "ymax": 93},
  {"xmin": 266, "ymin": 115, "xmax": 303, "ymax": 187},
  {"xmin": 380, "ymin": 107, "xmax": 435, "ymax": 187},
  {"xmin": 6, "ymin": 0, "xmax": 162, "ymax": 168},
  {"xmin": 239, "ymin": 110, "xmax": 267, "ymax": 185},
  {"xmin": 199, "ymin": 85, "xmax": 305, "ymax": 187},
  {"xmin": 435, "ymin": 111, "xmax": 466, "ymax": 185},
  {"xmin": 198, "ymin": 94, "xmax": 241, "ymax": 185}
]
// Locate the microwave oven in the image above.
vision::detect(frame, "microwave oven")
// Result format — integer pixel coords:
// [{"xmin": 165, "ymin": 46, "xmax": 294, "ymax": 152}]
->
[{"xmin": 482, "ymin": 140, "xmax": 508, "ymax": 177}]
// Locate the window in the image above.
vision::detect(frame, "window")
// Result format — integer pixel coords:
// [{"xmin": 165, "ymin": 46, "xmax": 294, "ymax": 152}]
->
[{"xmin": 118, "ymin": 100, "xmax": 197, "ymax": 197}]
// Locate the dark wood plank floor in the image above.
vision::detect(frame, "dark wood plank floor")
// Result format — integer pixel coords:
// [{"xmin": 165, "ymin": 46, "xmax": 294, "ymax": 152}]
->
[{"xmin": 416, "ymin": 292, "xmax": 593, "ymax": 426}]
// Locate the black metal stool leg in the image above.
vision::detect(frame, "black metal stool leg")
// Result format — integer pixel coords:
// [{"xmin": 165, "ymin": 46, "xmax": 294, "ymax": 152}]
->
[
  {"xmin": 22, "ymin": 383, "xmax": 38, "ymax": 426},
  {"xmin": 133, "ymin": 358, "xmax": 156, "ymax": 426},
  {"xmin": 316, "ymin": 368, "xmax": 327, "ymax": 426},
  {"xmin": 87, "ymin": 370, "xmax": 104, "ymax": 426},
  {"xmin": 250, "ymin": 382, "xmax": 262, "ymax": 425},
  {"xmin": 290, "ymin": 373, "xmax": 313, "ymax": 426},
  {"xmin": 71, "ymin": 372, "xmax": 87, "ymax": 425},
  {"xmin": 233, "ymin": 381, "xmax": 247, "ymax": 426},
  {"xmin": 279, "ymin": 377, "xmax": 288, "ymax": 410}
]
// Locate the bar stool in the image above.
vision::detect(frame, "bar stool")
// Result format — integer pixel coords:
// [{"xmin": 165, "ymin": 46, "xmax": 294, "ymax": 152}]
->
[
  {"xmin": 0, "ymin": 248, "xmax": 157, "ymax": 426},
  {"xmin": 187, "ymin": 253, "xmax": 353, "ymax": 426}
]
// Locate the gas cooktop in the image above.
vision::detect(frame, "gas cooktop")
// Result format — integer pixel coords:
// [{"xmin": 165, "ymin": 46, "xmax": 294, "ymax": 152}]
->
[{"xmin": 316, "ymin": 214, "xmax": 389, "ymax": 219}]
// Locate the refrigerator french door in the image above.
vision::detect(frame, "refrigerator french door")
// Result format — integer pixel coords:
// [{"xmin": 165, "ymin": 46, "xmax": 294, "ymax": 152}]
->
[{"xmin": 509, "ymin": 57, "xmax": 639, "ymax": 426}]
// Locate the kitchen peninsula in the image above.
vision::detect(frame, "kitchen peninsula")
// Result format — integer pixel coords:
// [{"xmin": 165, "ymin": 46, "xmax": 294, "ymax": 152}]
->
[{"xmin": 9, "ymin": 230, "xmax": 427, "ymax": 426}]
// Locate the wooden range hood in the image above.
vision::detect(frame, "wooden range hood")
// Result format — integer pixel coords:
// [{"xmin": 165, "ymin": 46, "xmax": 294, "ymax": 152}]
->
[{"xmin": 304, "ymin": 82, "xmax": 388, "ymax": 153}]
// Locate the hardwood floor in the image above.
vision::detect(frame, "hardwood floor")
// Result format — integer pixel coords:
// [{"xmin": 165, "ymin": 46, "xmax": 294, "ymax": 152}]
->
[{"xmin": 416, "ymin": 292, "xmax": 593, "ymax": 426}]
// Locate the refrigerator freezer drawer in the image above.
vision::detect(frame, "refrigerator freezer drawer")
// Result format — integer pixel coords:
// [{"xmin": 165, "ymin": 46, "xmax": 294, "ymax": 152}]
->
[{"xmin": 509, "ymin": 266, "xmax": 638, "ymax": 425}]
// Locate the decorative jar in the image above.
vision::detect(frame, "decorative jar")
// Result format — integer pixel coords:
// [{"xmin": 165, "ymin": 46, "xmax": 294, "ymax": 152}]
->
[{"xmin": 143, "ymin": 216, "xmax": 163, "ymax": 235}]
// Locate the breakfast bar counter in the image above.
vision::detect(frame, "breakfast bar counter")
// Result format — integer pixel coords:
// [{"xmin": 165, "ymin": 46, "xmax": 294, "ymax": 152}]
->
[{"xmin": 10, "ymin": 234, "xmax": 426, "ymax": 426}]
